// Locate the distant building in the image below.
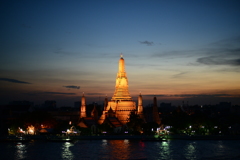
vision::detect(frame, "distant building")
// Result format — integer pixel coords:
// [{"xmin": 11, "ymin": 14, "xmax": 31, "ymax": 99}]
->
[
  {"xmin": 160, "ymin": 102, "xmax": 171, "ymax": 108},
  {"xmin": 8, "ymin": 101, "xmax": 33, "ymax": 116},
  {"xmin": 44, "ymin": 100, "xmax": 56, "ymax": 108},
  {"xmin": 159, "ymin": 102, "xmax": 175, "ymax": 113},
  {"xmin": 9, "ymin": 101, "xmax": 34, "ymax": 107},
  {"xmin": 74, "ymin": 101, "xmax": 81, "ymax": 108},
  {"xmin": 0, "ymin": 101, "xmax": 33, "ymax": 135}
]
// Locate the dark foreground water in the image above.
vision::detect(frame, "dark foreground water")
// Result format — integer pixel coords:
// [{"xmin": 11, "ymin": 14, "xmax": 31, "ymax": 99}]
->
[{"xmin": 1, "ymin": 139, "xmax": 240, "ymax": 160}]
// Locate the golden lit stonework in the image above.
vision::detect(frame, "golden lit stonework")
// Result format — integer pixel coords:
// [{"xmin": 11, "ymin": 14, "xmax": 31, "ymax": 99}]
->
[
  {"xmin": 99, "ymin": 54, "xmax": 137, "ymax": 124},
  {"xmin": 80, "ymin": 92, "xmax": 86, "ymax": 118},
  {"xmin": 112, "ymin": 54, "xmax": 132, "ymax": 101}
]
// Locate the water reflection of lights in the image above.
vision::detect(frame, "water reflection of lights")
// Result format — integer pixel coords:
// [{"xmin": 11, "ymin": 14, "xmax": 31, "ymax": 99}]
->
[
  {"xmin": 217, "ymin": 141, "xmax": 224, "ymax": 149},
  {"xmin": 102, "ymin": 139, "xmax": 108, "ymax": 146},
  {"xmin": 159, "ymin": 141, "xmax": 170, "ymax": 159},
  {"xmin": 108, "ymin": 140, "xmax": 130, "ymax": 159},
  {"xmin": 139, "ymin": 141, "xmax": 145, "ymax": 147},
  {"xmin": 15, "ymin": 142, "xmax": 27, "ymax": 159},
  {"xmin": 124, "ymin": 139, "xmax": 129, "ymax": 144},
  {"xmin": 162, "ymin": 141, "xmax": 168, "ymax": 146},
  {"xmin": 185, "ymin": 142, "xmax": 196, "ymax": 159},
  {"xmin": 61, "ymin": 142, "xmax": 74, "ymax": 160}
]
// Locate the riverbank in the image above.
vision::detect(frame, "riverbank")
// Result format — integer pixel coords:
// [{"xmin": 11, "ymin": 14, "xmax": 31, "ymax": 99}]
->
[
  {"xmin": 1, "ymin": 134, "xmax": 240, "ymax": 142},
  {"xmin": 165, "ymin": 134, "xmax": 240, "ymax": 140}
]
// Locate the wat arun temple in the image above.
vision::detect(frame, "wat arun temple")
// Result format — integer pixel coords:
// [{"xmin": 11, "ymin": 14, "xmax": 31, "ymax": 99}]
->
[{"xmin": 78, "ymin": 54, "xmax": 160, "ymax": 129}]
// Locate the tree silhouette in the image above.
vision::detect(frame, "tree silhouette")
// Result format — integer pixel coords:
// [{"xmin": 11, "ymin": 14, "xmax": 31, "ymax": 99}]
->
[{"xmin": 126, "ymin": 111, "xmax": 144, "ymax": 134}]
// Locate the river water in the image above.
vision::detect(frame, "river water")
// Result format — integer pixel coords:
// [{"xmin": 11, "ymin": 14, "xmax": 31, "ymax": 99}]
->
[{"xmin": 1, "ymin": 139, "xmax": 240, "ymax": 160}]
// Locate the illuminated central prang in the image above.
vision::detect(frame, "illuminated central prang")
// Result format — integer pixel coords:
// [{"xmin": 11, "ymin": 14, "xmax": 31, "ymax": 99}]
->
[
  {"xmin": 111, "ymin": 54, "xmax": 132, "ymax": 101},
  {"xmin": 80, "ymin": 54, "xmax": 145, "ymax": 126},
  {"xmin": 98, "ymin": 54, "xmax": 137, "ymax": 125}
]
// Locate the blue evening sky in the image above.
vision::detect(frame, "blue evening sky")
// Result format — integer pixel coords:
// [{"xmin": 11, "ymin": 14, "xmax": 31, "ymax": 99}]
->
[{"xmin": 1, "ymin": 0, "xmax": 240, "ymax": 106}]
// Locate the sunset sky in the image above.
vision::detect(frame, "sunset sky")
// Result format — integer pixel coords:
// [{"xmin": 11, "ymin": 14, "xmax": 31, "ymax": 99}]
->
[{"xmin": 1, "ymin": 0, "xmax": 240, "ymax": 107}]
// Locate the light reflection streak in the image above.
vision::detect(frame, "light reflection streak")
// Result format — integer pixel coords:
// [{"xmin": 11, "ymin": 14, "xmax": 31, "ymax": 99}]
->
[
  {"xmin": 217, "ymin": 141, "xmax": 224, "ymax": 149},
  {"xmin": 61, "ymin": 142, "xmax": 74, "ymax": 160},
  {"xmin": 15, "ymin": 142, "xmax": 27, "ymax": 160},
  {"xmin": 184, "ymin": 142, "xmax": 197, "ymax": 159},
  {"xmin": 101, "ymin": 140, "xmax": 130, "ymax": 159},
  {"xmin": 102, "ymin": 139, "xmax": 107, "ymax": 146},
  {"xmin": 158, "ymin": 141, "xmax": 170, "ymax": 159}
]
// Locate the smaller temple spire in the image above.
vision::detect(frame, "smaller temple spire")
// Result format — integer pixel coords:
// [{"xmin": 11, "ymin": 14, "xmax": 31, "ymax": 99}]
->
[
  {"xmin": 80, "ymin": 92, "xmax": 86, "ymax": 118},
  {"xmin": 91, "ymin": 103, "xmax": 98, "ymax": 121},
  {"xmin": 138, "ymin": 93, "xmax": 142, "ymax": 109},
  {"xmin": 104, "ymin": 95, "xmax": 108, "ymax": 110},
  {"xmin": 138, "ymin": 92, "xmax": 144, "ymax": 120}
]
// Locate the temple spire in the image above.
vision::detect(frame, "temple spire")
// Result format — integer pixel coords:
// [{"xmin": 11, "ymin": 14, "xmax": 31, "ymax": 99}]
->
[
  {"xmin": 138, "ymin": 92, "xmax": 143, "ymax": 113},
  {"xmin": 112, "ymin": 54, "xmax": 132, "ymax": 101},
  {"xmin": 138, "ymin": 92, "xmax": 145, "ymax": 120},
  {"xmin": 104, "ymin": 95, "xmax": 108, "ymax": 110},
  {"xmin": 118, "ymin": 54, "xmax": 125, "ymax": 73},
  {"xmin": 99, "ymin": 55, "xmax": 138, "ymax": 125},
  {"xmin": 91, "ymin": 103, "xmax": 98, "ymax": 121},
  {"xmin": 80, "ymin": 92, "xmax": 86, "ymax": 118}
]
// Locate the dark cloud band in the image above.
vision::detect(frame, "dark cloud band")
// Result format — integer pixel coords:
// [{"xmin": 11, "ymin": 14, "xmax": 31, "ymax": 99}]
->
[
  {"xmin": 143, "ymin": 94, "xmax": 239, "ymax": 98},
  {"xmin": 44, "ymin": 92, "xmax": 76, "ymax": 95},
  {"xmin": 197, "ymin": 56, "xmax": 240, "ymax": 66},
  {"xmin": 139, "ymin": 40, "xmax": 154, "ymax": 46},
  {"xmin": 63, "ymin": 85, "xmax": 80, "ymax": 89},
  {"xmin": 86, "ymin": 93, "xmax": 106, "ymax": 96},
  {"xmin": 0, "ymin": 78, "xmax": 31, "ymax": 84}
]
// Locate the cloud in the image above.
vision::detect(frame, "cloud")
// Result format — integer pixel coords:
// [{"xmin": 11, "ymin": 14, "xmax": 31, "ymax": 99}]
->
[
  {"xmin": 143, "ymin": 94, "xmax": 239, "ymax": 98},
  {"xmin": 54, "ymin": 48, "xmax": 78, "ymax": 55},
  {"xmin": 44, "ymin": 92, "xmax": 76, "ymax": 95},
  {"xmin": 0, "ymin": 78, "xmax": 31, "ymax": 84},
  {"xmin": 152, "ymin": 49, "xmax": 196, "ymax": 59},
  {"xmin": 172, "ymin": 72, "xmax": 188, "ymax": 78},
  {"xmin": 86, "ymin": 93, "xmax": 106, "ymax": 96},
  {"xmin": 24, "ymin": 91, "xmax": 76, "ymax": 96},
  {"xmin": 208, "ymin": 36, "xmax": 240, "ymax": 49},
  {"xmin": 215, "ymin": 67, "xmax": 240, "ymax": 73},
  {"xmin": 139, "ymin": 41, "xmax": 154, "ymax": 46},
  {"xmin": 143, "ymin": 94, "xmax": 167, "ymax": 97},
  {"xmin": 197, "ymin": 56, "xmax": 240, "ymax": 66},
  {"xmin": 152, "ymin": 36, "xmax": 240, "ymax": 62},
  {"xmin": 63, "ymin": 85, "xmax": 80, "ymax": 89}
]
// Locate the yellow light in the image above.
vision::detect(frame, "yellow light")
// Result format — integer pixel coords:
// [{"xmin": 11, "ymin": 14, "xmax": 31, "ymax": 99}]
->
[{"xmin": 27, "ymin": 125, "xmax": 35, "ymax": 135}]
